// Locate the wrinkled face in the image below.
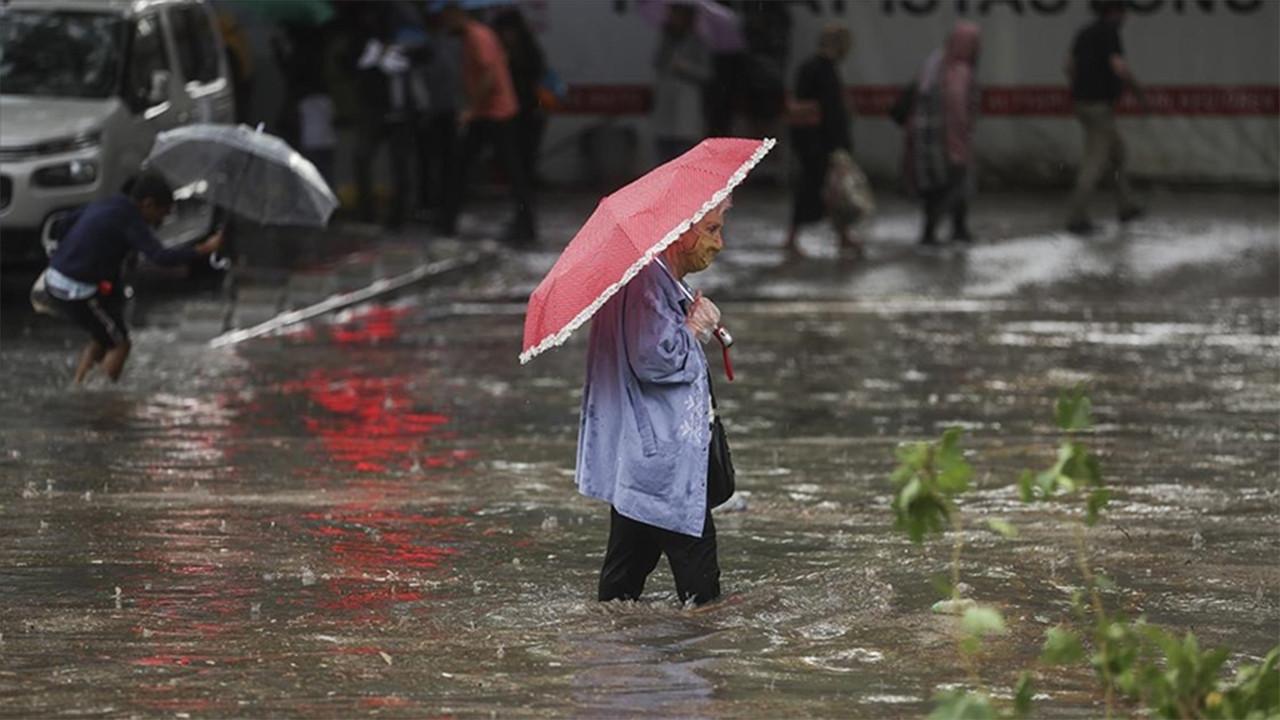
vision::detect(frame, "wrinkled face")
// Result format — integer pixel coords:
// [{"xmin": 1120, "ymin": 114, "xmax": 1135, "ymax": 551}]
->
[
  {"xmin": 673, "ymin": 205, "xmax": 727, "ymax": 275},
  {"xmin": 138, "ymin": 198, "xmax": 172, "ymax": 229}
]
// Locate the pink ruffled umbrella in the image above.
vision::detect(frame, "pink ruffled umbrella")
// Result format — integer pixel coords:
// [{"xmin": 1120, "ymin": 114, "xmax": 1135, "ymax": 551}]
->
[{"xmin": 520, "ymin": 137, "xmax": 775, "ymax": 377}]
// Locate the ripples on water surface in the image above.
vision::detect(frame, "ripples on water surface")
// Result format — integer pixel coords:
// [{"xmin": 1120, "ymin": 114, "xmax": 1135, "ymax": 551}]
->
[{"xmin": 0, "ymin": 295, "xmax": 1276, "ymax": 717}]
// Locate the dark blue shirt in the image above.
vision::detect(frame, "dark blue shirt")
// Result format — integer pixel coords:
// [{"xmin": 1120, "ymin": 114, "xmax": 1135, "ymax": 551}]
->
[{"xmin": 50, "ymin": 194, "xmax": 198, "ymax": 285}]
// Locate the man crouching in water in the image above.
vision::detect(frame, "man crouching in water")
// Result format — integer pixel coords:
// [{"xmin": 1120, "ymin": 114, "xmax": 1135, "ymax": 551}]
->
[{"xmin": 44, "ymin": 172, "xmax": 223, "ymax": 384}]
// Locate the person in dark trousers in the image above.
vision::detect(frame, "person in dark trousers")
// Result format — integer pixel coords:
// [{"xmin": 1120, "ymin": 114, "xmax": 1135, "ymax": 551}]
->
[
  {"xmin": 44, "ymin": 173, "xmax": 223, "ymax": 385},
  {"xmin": 904, "ymin": 21, "xmax": 981, "ymax": 246},
  {"xmin": 436, "ymin": 1, "xmax": 537, "ymax": 245},
  {"xmin": 417, "ymin": 8, "xmax": 463, "ymax": 215},
  {"xmin": 1065, "ymin": 0, "xmax": 1144, "ymax": 235},
  {"xmin": 578, "ymin": 201, "xmax": 734, "ymax": 607},
  {"xmin": 785, "ymin": 23, "xmax": 857, "ymax": 258},
  {"xmin": 345, "ymin": 3, "xmax": 421, "ymax": 230},
  {"xmin": 492, "ymin": 9, "xmax": 548, "ymax": 189}
]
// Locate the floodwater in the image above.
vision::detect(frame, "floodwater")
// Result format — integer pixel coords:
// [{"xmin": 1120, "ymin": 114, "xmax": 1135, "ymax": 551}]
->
[{"xmin": 1, "ymin": 192, "xmax": 1278, "ymax": 717}]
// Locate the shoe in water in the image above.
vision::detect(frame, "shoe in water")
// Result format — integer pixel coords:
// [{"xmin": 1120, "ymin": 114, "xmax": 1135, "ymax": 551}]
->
[
  {"xmin": 1066, "ymin": 219, "xmax": 1097, "ymax": 236},
  {"xmin": 1118, "ymin": 205, "xmax": 1146, "ymax": 223}
]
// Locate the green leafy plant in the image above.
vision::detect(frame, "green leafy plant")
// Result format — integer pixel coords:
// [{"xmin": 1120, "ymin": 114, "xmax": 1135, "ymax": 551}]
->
[{"xmin": 889, "ymin": 386, "xmax": 1280, "ymax": 720}]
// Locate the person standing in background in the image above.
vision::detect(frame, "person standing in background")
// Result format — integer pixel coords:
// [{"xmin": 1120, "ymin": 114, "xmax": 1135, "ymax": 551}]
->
[
  {"xmin": 436, "ymin": 1, "xmax": 537, "ymax": 245},
  {"xmin": 904, "ymin": 21, "xmax": 981, "ymax": 247},
  {"xmin": 417, "ymin": 6, "xmax": 463, "ymax": 218},
  {"xmin": 493, "ymin": 9, "xmax": 549, "ymax": 189},
  {"xmin": 652, "ymin": 3, "xmax": 710, "ymax": 164},
  {"xmin": 346, "ymin": 4, "xmax": 416, "ymax": 230},
  {"xmin": 1065, "ymin": 0, "xmax": 1144, "ymax": 235},
  {"xmin": 785, "ymin": 23, "xmax": 855, "ymax": 258}
]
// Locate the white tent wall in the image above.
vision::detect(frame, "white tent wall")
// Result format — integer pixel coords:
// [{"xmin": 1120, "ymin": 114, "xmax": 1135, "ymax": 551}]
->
[{"xmin": 536, "ymin": 0, "xmax": 1279, "ymax": 187}]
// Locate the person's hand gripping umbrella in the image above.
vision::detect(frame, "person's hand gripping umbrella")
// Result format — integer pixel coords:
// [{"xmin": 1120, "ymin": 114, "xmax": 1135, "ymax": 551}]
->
[{"xmin": 520, "ymin": 136, "xmax": 775, "ymax": 380}]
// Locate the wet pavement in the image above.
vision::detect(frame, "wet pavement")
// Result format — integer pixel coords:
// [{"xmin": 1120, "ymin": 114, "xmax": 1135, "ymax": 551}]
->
[{"xmin": 0, "ymin": 189, "xmax": 1277, "ymax": 718}]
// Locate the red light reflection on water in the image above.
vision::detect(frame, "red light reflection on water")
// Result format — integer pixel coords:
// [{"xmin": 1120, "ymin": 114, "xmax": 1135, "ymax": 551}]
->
[
  {"xmin": 281, "ymin": 304, "xmax": 472, "ymax": 622},
  {"xmin": 284, "ymin": 371, "xmax": 451, "ymax": 474}
]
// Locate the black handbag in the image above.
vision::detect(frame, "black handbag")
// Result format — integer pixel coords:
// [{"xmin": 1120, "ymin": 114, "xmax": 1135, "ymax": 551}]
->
[{"xmin": 707, "ymin": 373, "xmax": 736, "ymax": 508}]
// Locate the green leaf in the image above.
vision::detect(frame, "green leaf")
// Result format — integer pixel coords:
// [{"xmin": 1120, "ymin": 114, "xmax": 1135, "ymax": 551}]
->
[
  {"xmin": 896, "ymin": 441, "xmax": 930, "ymax": 469},
  {"xmin": 1055, "ymin": 385, "xmax": 1093, "ymax": 431},
  {"xmin": 1012, "ymin": 671, "xmax": 1035, "ymax": 719},
  {"xmin": 961, "ymin": 606, "xmax": 1007, "ymax": 638},
  {"xmin": 936, "ymin": 429, "xmax": 973, "ymax": 495},
  {"xmin": 1042, "ymin": 626, "xmax": 1085, "ymax": 665},
  {"xmin": 1035, "ymin": 469, "xmax": 1059, "ymax": 497},
  {"xmin": 1017, "ymin": 470, "xmax": 1036, "ymax": 502},
  {"xmin": 986, "ymin": 518, "xmax": 1018, "ymax": 538},
  {"xmin": 929, "ymin": 691, "xmax": 996, "ymax": 720},
  {"xmin": 1086, "ymin": 488, "xmax": 1111, "ymax": 526}
]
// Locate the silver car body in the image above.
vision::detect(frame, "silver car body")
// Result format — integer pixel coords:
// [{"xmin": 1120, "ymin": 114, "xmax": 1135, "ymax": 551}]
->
[{"xmin": 0, "ymin": 0, "xmax": 234, "ymax": 265}]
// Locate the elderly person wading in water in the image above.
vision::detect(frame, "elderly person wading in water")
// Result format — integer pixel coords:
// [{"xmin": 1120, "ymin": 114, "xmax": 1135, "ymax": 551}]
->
[{"xmin": 576, "ymin": 199, "xmax": 732, "ymax": 606}]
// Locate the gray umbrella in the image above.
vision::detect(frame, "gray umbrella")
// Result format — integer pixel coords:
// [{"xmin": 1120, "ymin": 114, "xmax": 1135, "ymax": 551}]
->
[{"xmin": 146, "ymin": 123, "xmax": 338, "ymax": 227}]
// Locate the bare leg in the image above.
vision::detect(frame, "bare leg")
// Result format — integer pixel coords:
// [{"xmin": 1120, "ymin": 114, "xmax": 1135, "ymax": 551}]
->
[
  {"xmin": 73, "ymin": 341, "xmax": 106, "ymax": 385},
  {"xmin": 101, "ymin": 340, "xmax": 131, "ymax": 382},
  {"xmin": 784, "ymin": 225, "xmax": 802, "ymax": 258},
  {"xmin": 836, "ymin": 222, "xmax": 863, "ymax": 258}
]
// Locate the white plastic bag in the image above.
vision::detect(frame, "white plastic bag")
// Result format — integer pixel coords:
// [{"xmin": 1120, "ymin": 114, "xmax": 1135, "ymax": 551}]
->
[{"xmin": 823, "ymin": 149, "xmax": 876, "ymax": 227}]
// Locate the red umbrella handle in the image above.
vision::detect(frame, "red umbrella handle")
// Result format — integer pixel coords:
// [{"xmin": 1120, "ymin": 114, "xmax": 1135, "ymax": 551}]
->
[{"xmin": 718, "ymin": 334, "xmax": 734, "ymax": 382}]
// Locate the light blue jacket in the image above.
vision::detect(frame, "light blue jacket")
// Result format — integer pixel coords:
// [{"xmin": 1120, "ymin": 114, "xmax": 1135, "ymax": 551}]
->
[{"xmin": 576, "ymin": 262, "xmax": 712, "ymax": 538}]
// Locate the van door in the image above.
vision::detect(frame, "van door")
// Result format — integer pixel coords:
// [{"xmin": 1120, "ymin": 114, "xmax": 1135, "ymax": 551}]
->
[
  {"xmin": 117, "ymin": 11, "xmax": 180, "ymax": 181},
  {"xmin": 168, "ymin": 3, "xmax": 235, "ymax": 124}
]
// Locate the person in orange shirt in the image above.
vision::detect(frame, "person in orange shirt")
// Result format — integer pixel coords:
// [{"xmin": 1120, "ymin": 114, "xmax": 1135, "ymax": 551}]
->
[{"xmin": 435, "ymin": 2, "xmax": 537, "ymax": 246}]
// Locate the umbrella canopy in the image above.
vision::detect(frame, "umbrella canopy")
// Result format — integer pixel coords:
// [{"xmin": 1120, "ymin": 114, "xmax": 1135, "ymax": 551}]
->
[
  {"xmin": 636, "ymin": 0, "xmax": 746, "ymax": 53},
  {"xmin": 520, "ymin": 136, "xmax": 774, "ymax": 364},
  {"xmin": 146, "ymin": 123, "xmax": 338, "ymax": 227}
]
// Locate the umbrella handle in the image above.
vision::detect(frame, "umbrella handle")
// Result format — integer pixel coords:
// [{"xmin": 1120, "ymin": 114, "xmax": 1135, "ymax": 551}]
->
[
  {"xmin": 209, "ymin": 252, "xmax": 231, "ymax": 271},
  {"xmin": 714, "ymin": 325, "xmax": 733, "ymax": 348},
  {"xmin": 716, "ymin": 328, "xmax": 734, "ymax": 382}
]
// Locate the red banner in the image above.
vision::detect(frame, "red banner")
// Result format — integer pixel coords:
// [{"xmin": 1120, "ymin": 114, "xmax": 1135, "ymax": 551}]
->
[{"xmin": 555, "ymin": 84, "xmax": 1280, "ymax": 117}]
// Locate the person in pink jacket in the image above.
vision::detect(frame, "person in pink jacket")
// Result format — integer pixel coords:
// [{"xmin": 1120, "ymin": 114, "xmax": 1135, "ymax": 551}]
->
[{"xmin": 904, "ymin": 21, "xmax": 981, "ymax": 246}]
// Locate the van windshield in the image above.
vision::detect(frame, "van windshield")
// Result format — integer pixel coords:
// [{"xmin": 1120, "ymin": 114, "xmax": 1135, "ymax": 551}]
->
[{"xmin": 0, "ymin": 10, "xmax": 124, "ymax": 99}]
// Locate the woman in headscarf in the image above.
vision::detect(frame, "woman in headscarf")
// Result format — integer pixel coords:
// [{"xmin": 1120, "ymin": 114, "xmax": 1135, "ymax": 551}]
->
[
  {"xmin": 904, "ymin": 21, "xmax": 981, "ymax": 246},
  {"xmin": 785, "ymin": 23, "xmax": 856, "ymax": 258}
]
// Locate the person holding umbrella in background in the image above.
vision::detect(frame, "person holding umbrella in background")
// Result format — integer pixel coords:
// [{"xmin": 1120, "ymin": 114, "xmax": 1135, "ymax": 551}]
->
[{"xmin": 44, "ymin": 173, "xmax": 223, "ymax": 385}]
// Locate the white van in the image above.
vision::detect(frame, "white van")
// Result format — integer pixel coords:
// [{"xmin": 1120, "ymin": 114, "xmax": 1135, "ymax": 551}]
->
[{"xmin": 0, "ymin": 0, "xmax": 234, "ymax": 267}]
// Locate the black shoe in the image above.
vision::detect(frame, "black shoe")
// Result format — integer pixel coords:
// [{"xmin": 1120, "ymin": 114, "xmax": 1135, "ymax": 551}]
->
[
  {"xmin": 1066, "ymin": 219, "xmax": 1097, "ymax": 236},
  {"xmin": 951, "ymin": 229, "xmax": 974, "ymax": 243},
  {"xmin": 1118, "ymin": 205, "xmax": 1146, "ymax": 223}
]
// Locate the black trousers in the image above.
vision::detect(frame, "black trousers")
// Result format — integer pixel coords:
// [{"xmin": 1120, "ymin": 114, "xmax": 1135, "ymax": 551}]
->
[
  {"xmin": 598, "ymin": 505, "xmax": 721, "ymax": 606},
  {"xmin": 354, "ymin": 118, "xmax": 413, "ymax": 229},
  {"xmin": 920, "ymin": 164, "xmax": 971, "ymax": 243},
  {"xmin": 439, "ymin": 117, "xmax": 535, "ymax": 238},
  {"xmin": 417, "ymin": 110, "xmax": 458, "ymax": 211}
]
